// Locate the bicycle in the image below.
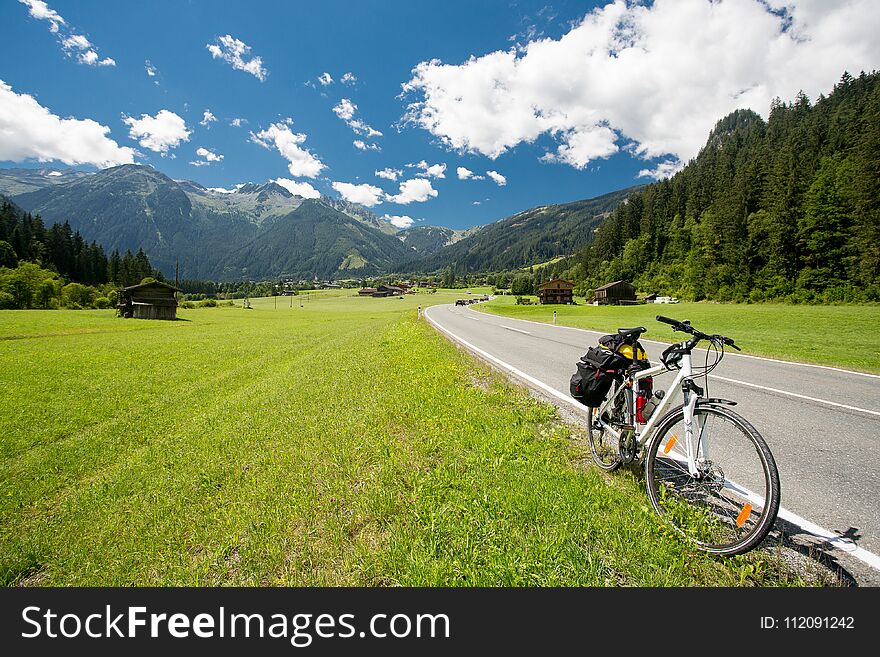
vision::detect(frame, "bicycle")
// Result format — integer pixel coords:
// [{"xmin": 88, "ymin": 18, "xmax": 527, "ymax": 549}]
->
[{"xmin": 586, "ymin": 315, "xmax": 780, "ymax": 556}]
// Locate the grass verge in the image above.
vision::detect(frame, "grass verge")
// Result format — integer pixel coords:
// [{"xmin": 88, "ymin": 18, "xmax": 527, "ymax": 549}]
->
[
  {"xmin": 1, "ymin": 293, "xmax": 816, "ymax": 585},
  {"xmin": 478, "ymin": 296, "xmax": 880, "ymax": 373}
]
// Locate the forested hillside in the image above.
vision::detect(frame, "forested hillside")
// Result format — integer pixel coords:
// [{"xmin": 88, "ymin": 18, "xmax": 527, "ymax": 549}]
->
[
  {"xmin": 565, "ymin": 71, "xmax": 880, "ymax": 302},
  {"xmin": 0, "ymin": 198, "xmax": 162, "ymax": 309},
  {"xmin": 401, "ymin": 185, "xmax": 640, "ymax": 273}
]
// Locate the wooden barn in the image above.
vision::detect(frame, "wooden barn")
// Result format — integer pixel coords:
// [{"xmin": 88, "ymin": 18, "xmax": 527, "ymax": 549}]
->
[
  {"xmin": 117, "ymin": 281, "xmax": 180, "ymax": 320},
  {"xmin": 373, "ymin": 285, "xmax": 405, "ymax": 297},
  {"xmin": 594, "ymin": 280, "xmax": 636, "ymax": 305},
  {"xmin": 537, "ymin": 279, "xmax": 575, "ymax": 304},
  {"xmin": 358, "ymin": 287, "xmax": 378, "ymax": 296}
]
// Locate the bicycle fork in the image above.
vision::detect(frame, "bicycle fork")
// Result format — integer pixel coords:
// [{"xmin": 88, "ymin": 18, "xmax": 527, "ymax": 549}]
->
[
  {"xmin": 680, "ymin": 351, "xmax": 707, "ymax": 477},
  {"xmin": 681, "ymin": 379, "xmax": 709, "ymax": 477}
]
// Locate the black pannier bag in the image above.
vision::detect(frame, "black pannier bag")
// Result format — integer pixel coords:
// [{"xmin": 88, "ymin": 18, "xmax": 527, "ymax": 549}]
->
[
  {"xmin": 570, "ymin": 371, "xmax": 586, "ymax": 401},
  {"xmin": 572, "ymin": 345, "xmax": 630, "ymax": 407}
]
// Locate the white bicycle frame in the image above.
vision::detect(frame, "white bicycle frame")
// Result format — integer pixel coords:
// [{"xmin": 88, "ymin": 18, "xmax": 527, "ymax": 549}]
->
[{"xmin": 592, "ymin": 347, "xmax": 706, "ymax": 476}]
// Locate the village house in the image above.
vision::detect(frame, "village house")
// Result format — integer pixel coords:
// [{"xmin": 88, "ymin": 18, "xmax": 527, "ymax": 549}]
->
[
  {"xmin": 372, "ymin": 284, "xmax": 405, "ymax": 297},
  {"xmin": 537, "ymin": 279, "xmax": 575, "ymax": 304},
  {"xmin": 593, "ymin": 280, "xmax": 637, "ymax": 305}
]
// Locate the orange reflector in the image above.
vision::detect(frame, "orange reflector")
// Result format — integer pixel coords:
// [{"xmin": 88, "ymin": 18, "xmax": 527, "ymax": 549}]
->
[
  {"xmin": 663, "ymin": 434, "xmax": 678, "ymax": 454},
  {"xmin": 736, "ymin": 503, "xmax": 753, "ymax": 527}
]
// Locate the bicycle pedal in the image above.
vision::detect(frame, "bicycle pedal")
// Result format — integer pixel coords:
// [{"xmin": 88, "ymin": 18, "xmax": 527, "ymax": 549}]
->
[{"xmin": 619, "ymin": 424, "xmax": 635, "ymax": 432}]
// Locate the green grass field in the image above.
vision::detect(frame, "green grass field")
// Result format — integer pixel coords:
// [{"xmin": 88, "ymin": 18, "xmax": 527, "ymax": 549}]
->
[
  {"xmin": 479, "ymin": 296, "xmax": 880, "ymax": 373},
  {"xmin": 1, "ymin": 291, "xmax": 818, "ymax": 586}
]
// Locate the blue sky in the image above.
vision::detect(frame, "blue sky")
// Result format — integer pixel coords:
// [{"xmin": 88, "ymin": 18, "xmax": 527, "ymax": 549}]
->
[{"xmin": 2, "ymin": 1, "xmax": 878, "ymax": 230}]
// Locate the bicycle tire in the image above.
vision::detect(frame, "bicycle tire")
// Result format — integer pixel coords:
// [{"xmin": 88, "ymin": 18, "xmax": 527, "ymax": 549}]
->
[
  {"xmin": 588, "ymin": 379, "xmax": 624, "ymax": 471},
  {"xmin": 644, "ymin": 405, "xmax": 780, "ymax": 556}
]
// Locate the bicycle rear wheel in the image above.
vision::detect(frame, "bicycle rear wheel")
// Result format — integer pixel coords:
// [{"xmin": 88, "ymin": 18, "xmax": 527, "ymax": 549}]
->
[
  {"xmin": 588, "ymin": 380, "xmax": 624, "ymax": 471},
  {"xmin": 644, "ymin": 405, "xmax": 780, "ymax": 556}
]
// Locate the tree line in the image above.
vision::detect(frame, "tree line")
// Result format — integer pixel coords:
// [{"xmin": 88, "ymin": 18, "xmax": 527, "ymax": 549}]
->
[
  {"xmin": 0, "ymin": 199, "xmax": 162, "ymax": 309},
  {"xmin": 559, "ymin": 70, "xmax": 880, "ymax": 303}
]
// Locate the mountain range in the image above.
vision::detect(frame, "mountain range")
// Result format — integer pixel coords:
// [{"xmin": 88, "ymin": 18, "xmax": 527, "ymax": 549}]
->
[{"xmin": 0, "ymin": 164, "xmax": 638, "ymax": 280}]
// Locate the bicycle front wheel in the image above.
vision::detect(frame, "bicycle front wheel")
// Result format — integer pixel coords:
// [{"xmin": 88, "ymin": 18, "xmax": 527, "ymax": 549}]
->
[{"xmin": 644, "ymin": 405, "xmax": 780, "ymax": 556}]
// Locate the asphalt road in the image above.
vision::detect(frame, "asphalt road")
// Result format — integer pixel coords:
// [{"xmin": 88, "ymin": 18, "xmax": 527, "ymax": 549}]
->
[{"xmin": 425, "ymin": 302, "xmax": 880, "ymax": 580}]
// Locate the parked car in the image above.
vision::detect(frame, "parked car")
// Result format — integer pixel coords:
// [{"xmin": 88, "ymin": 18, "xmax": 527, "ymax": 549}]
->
[{"xmin": 654, "ymin": 296, "xmax": 679, "ymax": 304}]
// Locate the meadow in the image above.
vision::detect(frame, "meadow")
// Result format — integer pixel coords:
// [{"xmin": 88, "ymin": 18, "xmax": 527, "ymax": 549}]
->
[
  {"xmin": 1, "ymin": 290, "xmax": 816, "ymax": 586},
  {"xmin": 479, "ymin": 296, "xmax": 880, "ymax": 373}
]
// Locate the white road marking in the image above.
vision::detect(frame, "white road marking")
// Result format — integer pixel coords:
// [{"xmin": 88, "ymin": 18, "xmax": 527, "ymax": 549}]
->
[
  {"xmin": 775, "ymin": 508, "xmax": 880, "ymax": 570},
  {"xmin": 469, "ymin": 307, "xmax": 880, "ymax": 379},
  {"xmin": 426, "ymin": 304, "xmax": 880, "ymax": 574},
  {"xmin": 709, "ymin": 374, "xmax": 880, "ymax": 418},
  {"xmin": 428, "ymin": 309, "xmax": 587, "ymax": 416},
  {"xmin": 468, "ymin": 308, "xmax": 880, "ymax": 417}
]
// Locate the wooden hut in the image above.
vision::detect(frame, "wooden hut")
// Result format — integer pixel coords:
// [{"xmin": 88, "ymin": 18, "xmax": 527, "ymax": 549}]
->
[
  {"xmin": 593, "ymin": 280, "xmax": 636, "ymax": 305},
  {"xmin": 373, "ymin": 285, "xmax": 405, "ymax": 297},
  {"xmin": 117, "ymin": 281, "xmax": 180, "ymax": 320},
  {"xmin": 537, "ymin": 279, "xmax": 575, "ymax": 304}
]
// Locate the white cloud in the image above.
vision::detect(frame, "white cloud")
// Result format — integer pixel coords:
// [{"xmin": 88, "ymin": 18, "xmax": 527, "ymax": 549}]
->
[
  {"xmin": 350, "ymin": 119, "xmax": 382, "ymax": 138},
  {"xmin": 376, "ymin": 167, "xmax": 402, "ymax": 181},
  {"xmin": 0, "ymin": 79, "xmax": 134, "ymax": 167},
  {"xmin": 207, "ymin": 35, "xmax": 267, "ymax": 81},
  {"xmin": 20, "ymin": 1, "xmax": 116, "ymax": 67},
  {"xmin": 190, "ymin": 146, "xmax": 223, "ymax": 166},
  {"xmin": 332, "ymin": 98, "xmax": 356, "ymax": 121},
  {"xmin": 332, "ymin": 181, "xmax": 385, "ymax": 207},
  {"xmin": 318, "ymin": 72, "xmax": 334, "ymax": 86},
  {"xmin": 383, "ymin": 214, "xmax": 414, "ymax": 229},
  {"xmin": 230, "ymin": 117, "xmax": 246, "ymax": 127},
  {"xmin": 386, "ymin": 178, "xmax": 438, "ymax": 205},
  {"xmin": 332, "ymin": 98, "xmax": 383, "ymax": 138},
  {"xmin": 123, "ymin": 109, "xmax": 191, "ymax": 154},
  {"xmin": 486, "ymin": 170, "xmax": 506, "ymax": 186},
  {"xmin": 200, "ymin": 110, "xmax": 217, "ymax": 127},
  {"xmin": 411, "ymin": 160, "xmax": 446, "ymax": 178},
  {"xmin": 353, "ymin": 140, "xmax": 381, "ymax": 152},
  {"xmin": 196, "ymin": 147, "xmax": 221, "ymax": 161},
  {"xmin": 638, "ymin": 159, "xmax": 683, "ymax": 181},
  {"xmin": 401, "ymin": 0, "xmax": 880, "ymax": 170},
  {"xmin": 250, "ymin": 122, "xmax": 325, "ymax": 178},
  {"xmin": 62, "ymin": 34, "xmax": 90, "ymax": 50},
  {"xmin": 341, "ymin": 72, "xmax": 357, "ymax": 85},
  {"xmin": 456, "ymin": 166, "xmax": 485, "ymax": 180},
  {"xmin": 209, "ymin": 183, "xmax": 247, "ymax": 194},
  {"xmin": 72, "ymin": 50, "xmax": 114, "ymax": 67},
  {"xmin": 273, "ymin": 178, "xmax": 321, "ymax": 198},
  {"xmin": 18, "ymin": 1, "xmax": 64, "ymax": 32}
]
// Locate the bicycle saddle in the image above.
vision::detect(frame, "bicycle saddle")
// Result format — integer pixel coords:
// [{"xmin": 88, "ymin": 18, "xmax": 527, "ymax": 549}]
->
[{"xmin": 617, "ymin": 326, "xmax": 647, "ymax": 338}]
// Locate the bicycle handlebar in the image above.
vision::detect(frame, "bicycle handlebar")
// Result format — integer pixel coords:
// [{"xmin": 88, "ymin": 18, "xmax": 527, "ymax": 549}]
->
[
  {"xmin": 655, "ymin": 315, "xmax": 741, "ymax": 350},
  {"xmin": 656, "ymin": 315, "xmax": 687, "ymax": 330}
]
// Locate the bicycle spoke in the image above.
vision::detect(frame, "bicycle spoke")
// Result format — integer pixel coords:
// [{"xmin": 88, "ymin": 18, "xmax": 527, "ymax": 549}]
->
[{"xmin": 646, "ymin": 406, "xmax": 779, "ymax": 556}]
